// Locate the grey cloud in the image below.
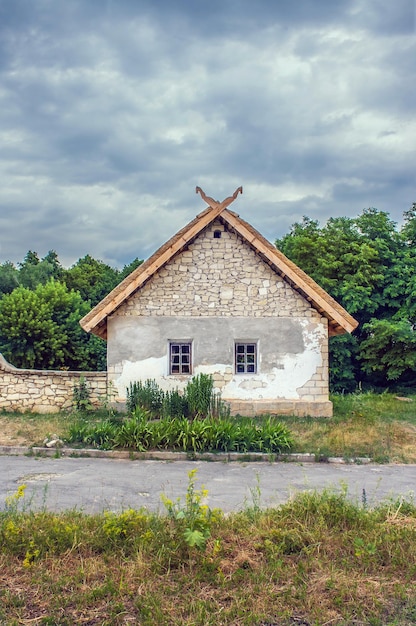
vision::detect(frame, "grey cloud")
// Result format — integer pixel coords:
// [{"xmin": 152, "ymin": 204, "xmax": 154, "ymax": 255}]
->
[
  {"xmin": 0, "ymin": 0, "xmax": 415, "ymax": 268},
  {"xmin": 354, "ymin": 0, "xmax": 415, "ymax": 35}
]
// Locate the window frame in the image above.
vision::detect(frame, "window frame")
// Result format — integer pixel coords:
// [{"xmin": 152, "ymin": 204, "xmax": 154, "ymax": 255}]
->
[
  {"xmin": 235, "ymin": 342, "xmax": 258, "ymax": 374},
  {"xmin": 169, "ymin": 341, "xmax": 192, "ymax": 375}
]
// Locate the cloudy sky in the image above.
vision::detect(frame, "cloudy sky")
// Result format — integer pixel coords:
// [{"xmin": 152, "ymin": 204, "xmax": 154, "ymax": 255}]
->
[{"xmin": 0, "ymin": 0, "xmax": 415, "ymax": 269}]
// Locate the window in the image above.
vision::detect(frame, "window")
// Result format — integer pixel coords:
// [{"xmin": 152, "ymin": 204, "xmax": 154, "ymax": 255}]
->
[
  {"xmin": 235, "ymin": 343, "xmax": 257, "ymax": 374},
  {"xmin": 169, "ymin": 342, "xmax": 192, "ymax": 374},
  {"xmin": 213, "ymin": 229, "xmax": 222, "ymax": 239}
]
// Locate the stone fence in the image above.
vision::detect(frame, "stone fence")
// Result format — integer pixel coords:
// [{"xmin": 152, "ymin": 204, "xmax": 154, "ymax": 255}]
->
[{"xmin": 0, "ymin": 353, "xmax": 107, "ymax": 413}]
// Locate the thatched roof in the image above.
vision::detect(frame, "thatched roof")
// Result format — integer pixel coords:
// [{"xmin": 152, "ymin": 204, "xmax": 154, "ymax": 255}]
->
[{"xmin": 80, "ymin": 204, "xmax": 358, "ymax": 339}]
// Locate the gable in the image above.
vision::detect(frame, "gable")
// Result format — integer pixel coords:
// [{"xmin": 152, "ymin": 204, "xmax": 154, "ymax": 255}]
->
[
  {"xmin": 80, "ymin": 191, "xmax": 358, "ymax": 339},
  {"xmin": 118, "ymin": 219, "xmax": 319, "ymax": 320}
]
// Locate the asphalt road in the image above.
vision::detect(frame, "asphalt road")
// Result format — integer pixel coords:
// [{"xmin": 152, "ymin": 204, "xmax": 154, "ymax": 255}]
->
[{"xmin": 1, "ymin": 456, "xmax": 415, "ymax": 514}]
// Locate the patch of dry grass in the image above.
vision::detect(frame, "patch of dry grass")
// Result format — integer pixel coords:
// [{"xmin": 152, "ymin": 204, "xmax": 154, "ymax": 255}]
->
[
  {"xmin": 276, "ymin": 392, "xmax": 416, "ymax": 462},
  {"xmin": 287, "ymin": 417, "xmax": 416, "ymax": 463},
  {"xmin": 0, "ymin": 410, "xmax": 72, "ymax": 446},
  {"xmin": 1, "ymin": 488, "xmax": 415, "ymax": 625}
]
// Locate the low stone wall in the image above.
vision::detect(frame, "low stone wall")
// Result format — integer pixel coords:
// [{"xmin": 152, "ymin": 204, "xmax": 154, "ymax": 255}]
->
[{"xmin": 0, "ymin": 353, "xmax": 107, "ymax": 413}]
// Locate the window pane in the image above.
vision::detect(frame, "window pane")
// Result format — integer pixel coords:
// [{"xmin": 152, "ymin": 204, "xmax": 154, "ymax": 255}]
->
[
  {"xmin": 235, "ymin": 342, "xmax": 257, "ymax": 374},
  {"xmin": 170, "ymin": 342, "xmax": 192, "ymax": 375}
]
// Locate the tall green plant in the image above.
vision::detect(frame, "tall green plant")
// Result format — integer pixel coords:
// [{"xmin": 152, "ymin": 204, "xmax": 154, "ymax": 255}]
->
[
  {"xmin": 73, "ymin": 376, "xmax": 93, "ymax": 411},
  {"xmin": 126, "ymin": 375, "xmax": 230, "ymax": 420},
  {"xmin": 161, "ymin": 469, "xmax": 220, "ymax": 551},
  {"xmin": 126, "ymin": 379, "xmax": 165, "ymax": 414},
  {"xmin": 184, "ymin": 373, "xmax": 214, "ymax": 419},
  {"xmin": 162, "ymin": 389, "xmax": 189, "ymax": 419}
]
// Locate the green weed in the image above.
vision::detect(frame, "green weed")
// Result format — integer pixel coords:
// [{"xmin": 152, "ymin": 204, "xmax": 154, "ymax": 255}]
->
[
  {"xmin": 161, "ymin": 469, "xmax": 222, "ymax": 552},
  {"xmin": 72, "ymin": 376, "xmax": 93, "ymax": 412}
]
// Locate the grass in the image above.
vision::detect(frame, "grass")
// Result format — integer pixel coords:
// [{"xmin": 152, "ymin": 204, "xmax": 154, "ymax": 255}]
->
[
  {"xmin": 273, "ymin": 392, "xmax": 416, "ymax": 463},
  {"xmin": 1, "ymin": 391, "xmax": 416, "ymax": 461},
  {"xmin": 1, "ymin": 399, "xmax": 415, "ymax": 624},
  {"xmin": 0, "ymin": 476, "xmax": 415, "ymax": 625}
]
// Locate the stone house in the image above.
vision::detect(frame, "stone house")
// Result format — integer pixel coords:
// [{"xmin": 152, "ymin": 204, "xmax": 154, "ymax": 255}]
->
[{"xmin": 80, "ymin": 188, "xmax": 358, "ymax": 417}]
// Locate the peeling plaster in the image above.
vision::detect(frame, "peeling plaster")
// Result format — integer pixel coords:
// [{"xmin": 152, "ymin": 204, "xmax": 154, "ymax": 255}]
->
[
  {"xmin": 113, "ymin": 356, "xmax": 186, "ymax": 399},
  {"xmin": 111, "ymin": 321, "xmax": 325, "ymax": 401}
]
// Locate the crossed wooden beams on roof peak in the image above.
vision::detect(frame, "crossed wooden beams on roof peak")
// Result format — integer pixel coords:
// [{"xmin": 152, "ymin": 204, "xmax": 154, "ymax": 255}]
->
[{"xmin": 196, "ymin": 186, "xmax": 243, "ymax": 218}]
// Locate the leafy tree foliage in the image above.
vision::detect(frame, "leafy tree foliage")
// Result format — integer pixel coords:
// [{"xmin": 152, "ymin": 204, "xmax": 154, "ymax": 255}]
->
[
  {"xmin": 359, "ymin": 319, "xmax": 416, "ymax": 383},
  {"xmin": 119, "ymin": 257, "xmax": 143, "ymax": 281},
  {"xmin": 276, "ymin": 206, "xmax": 416, "ymax": 390},
  {"xmin": 0, "ymin": 261, "xmax": 19, "ymax": 296},
  {"xmin": 64, "ymin": 255, "xmax": 120, "ymax": 307},
  {"xmin": 18, "ymin": 250, "xmax": 64, "ymax": 290},
  {"xmin": 0, "ymin": 249, "xmax": 143, "ymax": 371},
  {"xmin": 0, "ymin": 281, "xmax": 106, "ymax": 370}
]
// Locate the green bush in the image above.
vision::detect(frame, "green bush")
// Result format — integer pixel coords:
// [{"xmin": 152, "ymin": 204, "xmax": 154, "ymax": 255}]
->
[
  {"xmin": 184, "ymin": 373, "xmax": 214, "ymax": 419},
  {"xmin": 163, "ymin": 388, "xmax": 189, "ymax": 419}
]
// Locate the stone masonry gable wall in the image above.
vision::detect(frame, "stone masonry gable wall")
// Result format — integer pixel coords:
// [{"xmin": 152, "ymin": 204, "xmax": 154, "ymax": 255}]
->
[
  {"xmin": 119, "ymin": 220, "xmax": 321, "ymax": 320},
  {"xmin": 0, "ymin": 353, "xmax": 107, "ymax": 413}
]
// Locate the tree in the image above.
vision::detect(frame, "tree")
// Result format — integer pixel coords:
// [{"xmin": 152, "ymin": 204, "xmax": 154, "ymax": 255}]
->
[
  {"xmin": 276, "ymin": 206, "xmax": 416, "ymax": 390},
  {"xmin": 0, "ymin": 280, "xmax": 106, "ymax": 370},
  {"xmin": 119, "ymin": 257, "xmax": 143, "ymax": 281},
  {"xmin": 0, "ymin": 261, "xmax": 19, "ymax": 296},
  {"xmin": 42, "ymin": 250, "xmax": 64, "ymax": 281},
  {"xmin": 64, "ymin": 255, "xmax": 120, "ymax": 306},
  {"xmin": 329, "ymin": 335, "xmax": 360, "ymax": 393},
  {"xmin": 18, "ymin": 250, "xmax": 64, "ymax": 289},
  {"xmin": 359, "ymin": 319, "xmax": 416, "ymax": 384}
]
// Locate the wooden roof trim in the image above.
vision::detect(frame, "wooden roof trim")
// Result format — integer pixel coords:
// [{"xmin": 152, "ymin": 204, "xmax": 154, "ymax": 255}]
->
[
  {"xmin": 80, "ymin": 207, "xmax": 216, "ymax": 333},
  {"xmin": 220, "ymin": 210, "xmax": 358, "ymax": 334},
  {"xmin": 81, "ymin": 200, "xmax": 358, "ymax": 337}
]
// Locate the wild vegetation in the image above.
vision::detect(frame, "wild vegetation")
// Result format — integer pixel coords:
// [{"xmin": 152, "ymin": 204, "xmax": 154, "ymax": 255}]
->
[
  {"xmin": 67, "ymin": 375, "xmax": 294, "ymax": 454},
  {"xmin": 1, "ymin": 205, "xmax": 416, "ymax": 391},
  {"xmin": 0, "ymin": 471, "xmax": 415, "ymax": 624},
  {"xmin": 1, "ymin": 391, "xmax": 415, "ymax": 462},
  {"xmin": 126, "ymin": 374, "xmax": 230, "ymax": 420}
]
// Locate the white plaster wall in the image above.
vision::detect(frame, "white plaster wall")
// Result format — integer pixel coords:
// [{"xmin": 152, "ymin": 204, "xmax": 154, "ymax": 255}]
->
[{"xmin": 108, "ymin": 316, "xmax": 327, "ymax": 402}]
